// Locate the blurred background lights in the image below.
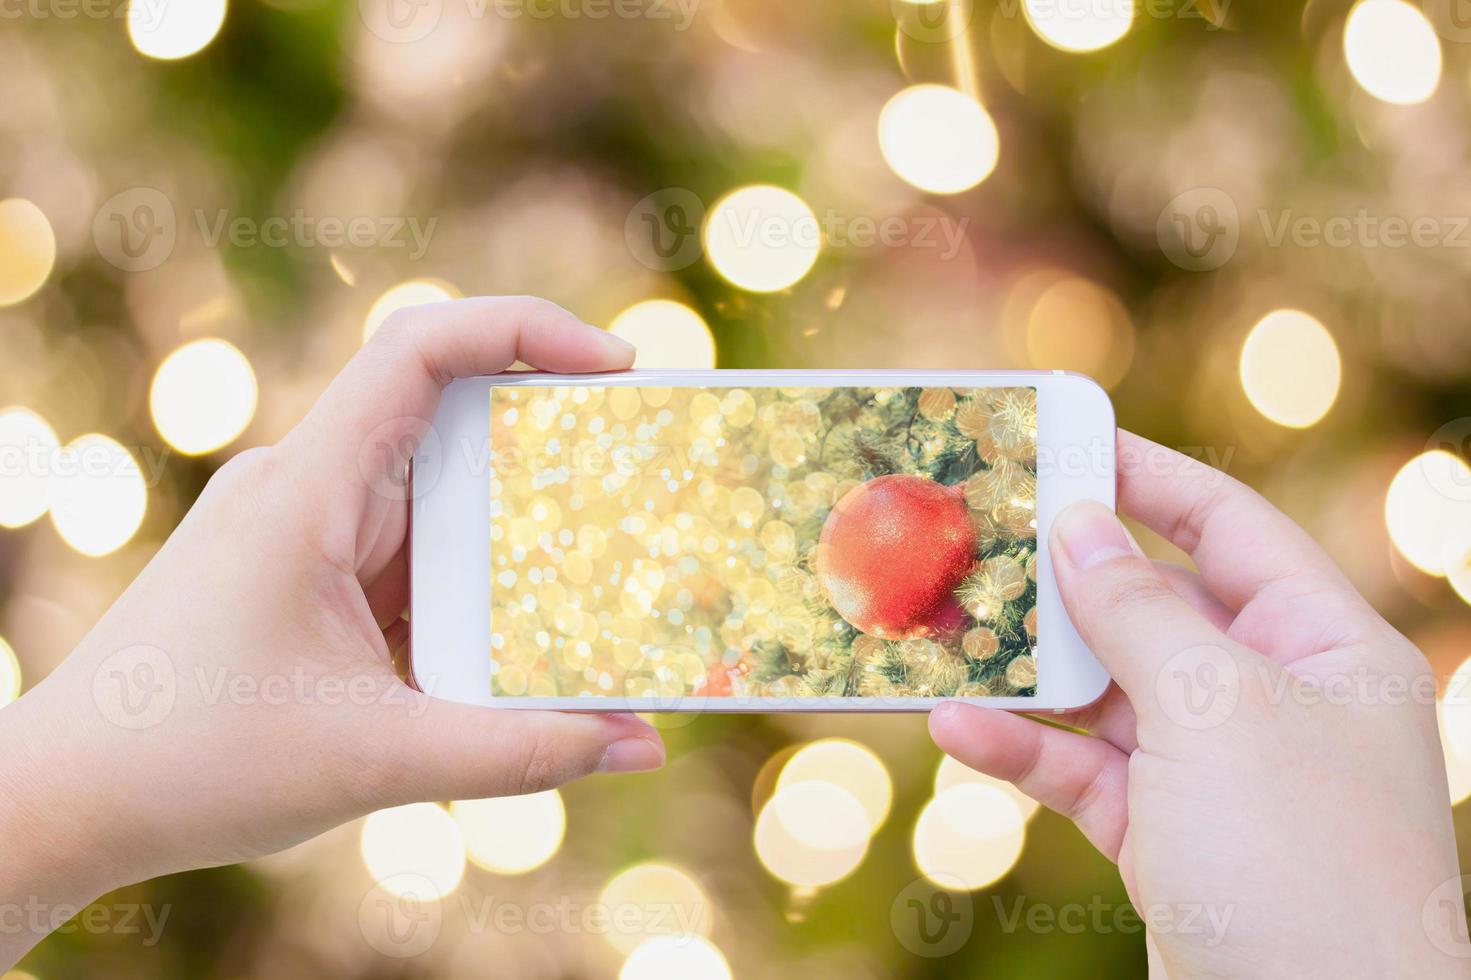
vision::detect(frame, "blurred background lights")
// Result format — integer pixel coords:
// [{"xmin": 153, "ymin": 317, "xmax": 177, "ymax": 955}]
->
[
  {"xmin": 620, "ymin": 935, "xmax": 732, "ymax": 980},
  {"xmin": 1239, "ymin": 310, "xmax": 1341, "ymax": 428},
  {"xmin": 913, "ymin": 783, "xmax": 1027, "ymax": 891},
  {"xmin": 1440, "ymin": 656, "xmax": 1471, "ymax": 757},
  {"xmin": 127, "ymin": 0, "xmax": 228, "ymax": 60},
  {"xmin": 0, "ymin": 407, "xmax": 58, "ymax": 528},
  {"xmin": 597, "ymin": 863, "xmax": 714, "ymax": 954},
  {"xmin": 48, "ymin": 434, "xmax": 148, "ymax": 557},
  {"xmin": 0, "ymin": 635, "xmax": 20, "ymax": 708},
  {"xmin": 935, "ymin": 754, "xmax": 1040, "ymax": 821},
  {"xmin": 608, "ymin": 300, "xmax": 717, "ymax": 369},
  {"xmin": 770, "ymin": 779, "xmax": 871, "ymax": 851},
  {"xmin": 1446, "ymin": 533, "xmax": 1471, "ymax": 606},
  {"xmin": 449, "ymin": 790, "xmax": 565, "ymax": 875},
  {"xmin": 1024, "ymin": 277, "xmax": 1134, "ymax": 389},
  {"xmin": 149, "ymin": 339, "xmax": 258, "ymax": 456},
  {"xmin": 753, "ymin": 782, "xmax": 869, "ymax": 887},
  {"xmin": 1343, "ymin": 0, "xmax": 1441, "ymax": 106},
  {"xmin": 776, "ymin": 738, "xmax": 892, "ymax": 833},
  {"xmin": 363, "ymin": 278, "xmax": 458, "ymax": 342},
  {"xmin": 1022, "ymin": 0, "xmax": 1133, "ymax": 53},
  {"xmin": 877, "ymin": 85, "xmax": 1000, "ymax": 195},
  {"xmin": 703, "ymin": 185, "xmax": 820, "ymax": 293},
  {"xmin": 360, "ymin": 802, "xmax": 466, "ymax": 899},
  {"xmin": 1384, "ymin": 451, "xmax": 1471, "ymax": 575},
  {"xmin": 0, "ymin": 198, "xmax": 57, "ymax": 306}
]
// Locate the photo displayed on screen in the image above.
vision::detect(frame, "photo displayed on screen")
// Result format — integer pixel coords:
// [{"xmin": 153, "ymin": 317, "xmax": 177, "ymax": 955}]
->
[{"xmin": 488, "ymin": 385, "xmax": 1039, "ymax": 699}]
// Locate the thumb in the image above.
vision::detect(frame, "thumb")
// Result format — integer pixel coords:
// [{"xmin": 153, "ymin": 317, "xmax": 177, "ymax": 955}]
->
[
  {"xmin": 1051, "ymin": 500, "xmax": 1249, "ymax": 724},
  {"xmin": 379, "ymin": 694, "xmax": 665, "ymax": 804}
]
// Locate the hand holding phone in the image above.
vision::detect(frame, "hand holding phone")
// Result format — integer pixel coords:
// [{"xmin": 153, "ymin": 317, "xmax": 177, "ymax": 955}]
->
[{"xmin": 931, "ymin": 432, "xmax": 1465, "ymax": 975}]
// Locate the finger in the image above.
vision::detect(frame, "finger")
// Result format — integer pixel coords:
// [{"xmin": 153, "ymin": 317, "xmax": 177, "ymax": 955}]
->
[
  {"xmin": 382, "ymin": 696, "xmax": 665, "ymax": 803},
  {"xmin": 1055, "ymin": 562, "xmax": 1233, "ymax": 753},
  {"xmin": 930, "ymin": 701, "xmax": 1130, "ymax": 860},
  {"xmin": 363, "ymin": 546, "xmax": 409, "ymax": 628},
  {"xmin": 1052, "ymin": 499, "xmax": 1244, "ymax": 706},
  {"xmin": 1153, "ymin": 560, "xmax": 1235, "ymax": 632},
  {"xmin": 277, "ymin": 297, "xmax": 635, "ymax": 567},
  {"xmin": 1057, "ymin": 683, "xmax": 1137, "ymax": 753},
  {"xmin": 1117, "ymin": 431, "xmax": 1366, "ymax": 620}
]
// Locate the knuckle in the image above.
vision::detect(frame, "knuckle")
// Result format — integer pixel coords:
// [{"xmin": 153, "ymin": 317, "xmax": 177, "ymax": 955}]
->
[
  {"xmin": 510, "ymin": 726, "xmax": 576, "ymax": 796},
  {"xmin": 201, "ymin": 446, "xmax": 278, "ymax": 507},
  {"xmin": 1085, "ymin": 563, "xmax": 1180, "ymax": 616}
]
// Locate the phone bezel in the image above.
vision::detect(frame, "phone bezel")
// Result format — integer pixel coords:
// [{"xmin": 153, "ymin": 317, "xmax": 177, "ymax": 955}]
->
[{"xmin": 411, "ymin": 369, "xmax": 1113, "ymax": 713}]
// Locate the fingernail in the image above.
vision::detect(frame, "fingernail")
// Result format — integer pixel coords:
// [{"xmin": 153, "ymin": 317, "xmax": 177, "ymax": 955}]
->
[
  {"xmin": 597, "ymin": 736, "xmax": 665, "ymax": 773},
  {"xmin": 1052, "ymin": 501, "xmax": 1133, "ymax": 570}
]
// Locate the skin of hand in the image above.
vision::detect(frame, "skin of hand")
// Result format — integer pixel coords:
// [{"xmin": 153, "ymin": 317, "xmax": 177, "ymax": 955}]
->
[
  {"xmin": 0, "ymin": 298, "xmax": 666, "ymax": 969},
  {"xmin": 931, "ymin": 431, "xmax": 1469, "ymax": 978}
]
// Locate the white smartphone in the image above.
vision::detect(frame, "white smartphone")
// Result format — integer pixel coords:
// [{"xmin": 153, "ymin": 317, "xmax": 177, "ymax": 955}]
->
[{"xmin": 411, "ymin": 370, "xmax": 1113, "ymax": 713}]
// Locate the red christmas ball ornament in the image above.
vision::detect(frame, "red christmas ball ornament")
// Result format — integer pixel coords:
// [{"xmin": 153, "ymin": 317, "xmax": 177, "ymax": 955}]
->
[{"xmin": 815, "ymin": 474, "xmax": 977, "ymax": 639}]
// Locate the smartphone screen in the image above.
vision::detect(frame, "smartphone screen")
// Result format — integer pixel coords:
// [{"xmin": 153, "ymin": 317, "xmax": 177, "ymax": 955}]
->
[{"xmin": 487, "ymin": 385, "xmax": 1038, "ymax": 701}]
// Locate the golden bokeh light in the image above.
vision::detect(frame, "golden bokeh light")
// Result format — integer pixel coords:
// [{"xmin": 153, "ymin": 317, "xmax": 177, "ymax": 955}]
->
[
  {"xmin": 620, "ymin": 935, "xmax": 732, "ymax": 980},
  {"xmin": 449, "ymin": 790, "xmax": 565, "ymax": 875},
  {"xmin": 1442, "ymin": 659, "xmax": 1471, "ymax": 806},
  {"xmin": 1239, "ymin": 309, "xmax": 1341, "ymax": 428},
  {"xmin": 149, "ymin": 339, "xmax": 258, "ymax": 456},
  {"xmin": 1022, "ymin": 0, "xmax": 1133, "ymax": 53},
  {"xmin": 771, "ymin": 779, "xmax": 872, "ymax": 851},
  {"xmin": 877, "ymin": 85, "xmax": 999, "ymax": 196},
  {"xmin": 703, "ymin": 185, "xmax": 821, "ymax": 293},
  {"xmin": 1384, "ymin": 451, "xmax": 1471, "ymax": 576},
  {"xmin": 1343, "ymin": 0, "xmax": 1441, "ymax": 106},
  {"xmin": 608, "ymin": 300, "xmax": 717, "ymax": 369},
  {"xmin": 1440, "ymin": 656, "xmax": 1471, "ymax": 757},
  {"xmin": 0, "ymin": 635, "xmax": 20, "ymax": 708},
  {"xmin": 363, "ymin": 278, "xmax": 458, "ymax": 342},
  {"xmin": 913, "ymin": 783, "xmax": 1027, "ymax": 890},
  {"xmin": 1447, "ymin": 534, "xmax": 1471, "ymax": 606},
  {"xmin": 0, "ymin": 407, "xmax": 58, "ymax": 529},
  {"xmin": 776, "ymin": 738, "xmax": 892, "ymax": 833},
  {"xmin": 598, "ymin": 863, "xmax": 714, "ymax": 955},
  {"xmin": 360, "ymin": 802, "xmax": 467, "ymax": 899},
  {"xmin": 1023, "ymin": 277, "xmax": 1134, "ymax": 388},
  {"xmin": 48, "ymin": 434, "xmax": 148, "ymax": 557},
  {"xmin": 935, "ymin": 754, "xmax": 1040, "ymax": 821},
  {"xmin": 753, "ymin": 782, "xmax": 869, "ymax": 887},
  {"xmin": 0, "ymin": 199, "xmax": 57, "ymax": 306},
  {"xmin": 127, "ymin": 0, "xmax": 228, "ymax": 60}
]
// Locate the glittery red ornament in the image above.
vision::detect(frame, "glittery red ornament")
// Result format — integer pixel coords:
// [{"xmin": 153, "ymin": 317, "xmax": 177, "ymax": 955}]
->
[{"xmin": 814, "ymin": 474, "xmax": 977, "ymax": 639}]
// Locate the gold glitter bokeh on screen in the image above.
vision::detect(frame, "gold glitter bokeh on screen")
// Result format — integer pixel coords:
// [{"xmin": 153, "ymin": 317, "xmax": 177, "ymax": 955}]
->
[{"xmin": 489, "ymin": 386, "xmax": 1038, "ymax": 700}]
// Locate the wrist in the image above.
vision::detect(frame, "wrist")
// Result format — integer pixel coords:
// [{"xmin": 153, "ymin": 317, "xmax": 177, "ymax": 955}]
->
[{"xmin": 0, "ymin": 687, "xmax": 135, "ymax": 912}]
